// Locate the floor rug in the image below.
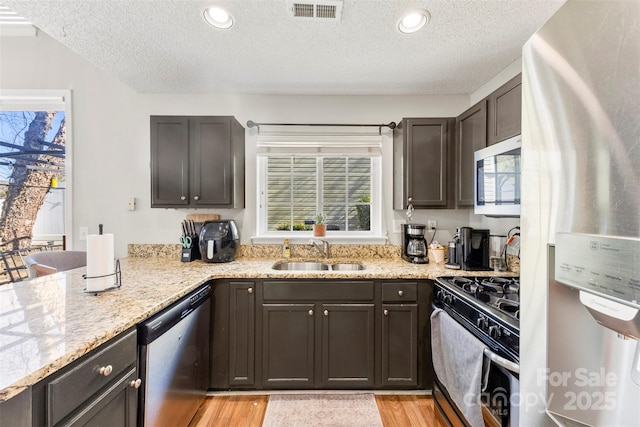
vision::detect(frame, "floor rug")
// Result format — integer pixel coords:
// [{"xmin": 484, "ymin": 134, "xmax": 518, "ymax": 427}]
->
[{"xmin": 262, "ymin": 394, "xmax": 383, "ymax": 427}]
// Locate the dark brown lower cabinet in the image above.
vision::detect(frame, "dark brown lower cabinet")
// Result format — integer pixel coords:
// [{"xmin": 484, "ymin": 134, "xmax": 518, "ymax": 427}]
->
[
  {"xmin": 262, "ymin": 304, "xmax": 316, "ymax": 388},
  {"xmin": 210, "ymin": 279, "xmax": 432, "ymax": 391},
  {"xmin": 229, "ymin": 282, "xmax": 256, "ymax": 386},
  {"xmin": 321, "ymin": 304, "xmax": 375, "ymax": 388},
  {"xmin": 382, "ymin": 304, "xmax": 418, "ymax": 387},
  {"xmin": 62, "ymin": 368, "xmax": 139, "ymax": 426},
  {"xmin": 30, "ymin": 329, "xmax": 139, "ymax": 427}
]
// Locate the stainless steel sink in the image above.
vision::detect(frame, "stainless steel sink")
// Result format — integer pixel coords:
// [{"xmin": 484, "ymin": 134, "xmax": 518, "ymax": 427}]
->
[
  {"xmin": 272, "ymin": 261, "xmax": 329, "ymax": 271},
  {"xmin": 271, "ymin": 261, "xmax": 365, "ymax": 271},
  {"xmin": 329, "ymin": 263, "xmax": 365, "ymax": 271}
]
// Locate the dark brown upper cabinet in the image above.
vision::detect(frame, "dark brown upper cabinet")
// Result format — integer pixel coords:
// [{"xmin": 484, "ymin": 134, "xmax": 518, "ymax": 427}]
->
[
  {"xmin": 455, "ymin": 100, "xmax": 487, "ymax": 207},
  {"xmin": 487, "ymin": 74, "xmax": 522, "ymax": 145},
  {"xmin": 393, "ymin": 118, "xmax": 455, "ymax": 209},
  {"xmin": 150, "ymin": 116, "xmax": 245, "ymax": 208}
]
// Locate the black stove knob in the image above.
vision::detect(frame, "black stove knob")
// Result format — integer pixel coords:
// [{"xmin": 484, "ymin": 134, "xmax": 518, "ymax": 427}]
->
[
  {"xmin": 444, "ymin": 294, "xmax": 453, "ymax": 305},
  {"xmin": 476, "ymin": 316, "xmax": 488, "ymax": 330},
  {"xmin": 436, "ymin": 290, "xmax": 444, "ymax": 301},
  {"xmin": 489, "ymin": 325, "xmax": 502, "ymax": 339}
]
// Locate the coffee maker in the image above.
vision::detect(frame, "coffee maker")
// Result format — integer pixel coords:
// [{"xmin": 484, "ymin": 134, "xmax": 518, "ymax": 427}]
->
[
  {"xmin": 401, "ymin": 224, "xmax": 428, "ymax": 264},
  {"xmin": 445, "ymin": 226, "xmax": 491, "ymax": 270}
]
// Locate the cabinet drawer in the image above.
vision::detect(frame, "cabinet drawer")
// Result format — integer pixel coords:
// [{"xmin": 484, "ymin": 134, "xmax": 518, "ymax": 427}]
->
[
  {"xmin": 382, "ymin": 282, "xmax": 417, "ymax": 302},
  {"xmin": 263, "ymin": 281, "xmax": 374, "ymax": 301},
  {"xmin": 47, "ymin": 329, "xmax": 137, "ymax": 426}
]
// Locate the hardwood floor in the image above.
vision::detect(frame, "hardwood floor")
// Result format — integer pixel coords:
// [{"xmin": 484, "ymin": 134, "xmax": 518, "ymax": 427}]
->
[
  {"xmin": 190, "ymin": 395, "xmax": 269, "ymax": 427},
  {"xmin": 375, "ymin": 395, "xmax": 441, "ymax": 427},
  {"xmin": 189, "ymin": 394, "xmax": 445, "ymax": 427}
]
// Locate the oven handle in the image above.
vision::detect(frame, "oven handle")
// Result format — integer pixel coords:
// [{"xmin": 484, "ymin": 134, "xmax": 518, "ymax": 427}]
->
[{"xmin": 484, "ymin": 348, "xmax": 520, "ymax": 375}]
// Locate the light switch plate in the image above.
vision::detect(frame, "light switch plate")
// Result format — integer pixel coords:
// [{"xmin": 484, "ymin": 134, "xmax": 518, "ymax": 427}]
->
[
  {"xmin": 79, "ymin": 226, "xmax": 88, "ymax": 241},
  {"xmin": 127, "ymin": 197, "xmax": 136, "ymax": 211}
]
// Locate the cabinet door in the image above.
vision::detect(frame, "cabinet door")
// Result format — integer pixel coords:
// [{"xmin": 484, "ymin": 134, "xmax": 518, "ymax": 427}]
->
[
  {"xmin": 190, "ymin": 117, "xmax": 233, "ymax": 206},
  {"xmin": 382, "ymin": 304, "xmax": 418, "ymax": 387},
  {"xmin": 150, "ymin": 116, "xmax": 190, "ymax": 207},
  {"xmin": 404, "ymin": 118, "xmax": 452, "ymax": 208},
  {"xmin": 456, "ymin": 101, "xmax": 487, "ymax": 206},
  {"xmin": 321, "ymin": 304, "xmax": 375, "ymax": 388},
  {"xmin": 62, "ymin": 368, "xmax": 138, "ymax": 427},
  {"xmin": 487, "ymin": 74, "xmax": 522, "ymax": 145},
  {"xmin": 229, "ymin": 282, "xmax": 255, "ymax": 386},
  {"xmin": 262, "ymin": 304, "xmax": 315, "ymax": 388}
]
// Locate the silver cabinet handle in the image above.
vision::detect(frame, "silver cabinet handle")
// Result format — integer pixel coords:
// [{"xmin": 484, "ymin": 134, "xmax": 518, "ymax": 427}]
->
[
  {"xmin": 180, "ymin": 196, "xmax": 186, "ymax": 201},
  {"xmin": 308, "ymin": 310, "xmax": 314, "ymax": 316},
  {"xmin": 248, "ymin": 287, "xmax": 253, "ymax": 294},
  {"xmin": 193, "ymin": 195, "xmax": 200, "ymax": 201},
  {"xmin": 398, "ymin": 290, "xmax": 404, "ymax": 296},
  {"xmin": 129, "ymin": 379, "xmax": 142, "ymax": 389},
  {"xmin": 324, "ymin": 310, "xmax": 329, "ymax": 316},
  {"xmin": 99, "ymin": 365, "xmax": 113, "ymax": 376},
  {"xmin": 384, "ymin": 309, "xmax": 389, "ymax": 316}
]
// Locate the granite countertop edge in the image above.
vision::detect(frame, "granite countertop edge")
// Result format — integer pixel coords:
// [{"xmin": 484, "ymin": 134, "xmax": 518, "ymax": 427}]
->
[{"xmin": 0, "ymin": 256, "xmax": 516, "ymax": 402}]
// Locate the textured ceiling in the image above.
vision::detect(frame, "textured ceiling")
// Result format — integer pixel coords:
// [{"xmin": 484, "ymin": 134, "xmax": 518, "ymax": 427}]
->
[{"xmin": 1, "ymin": 0, "xmax": 565, "ymax": 95}]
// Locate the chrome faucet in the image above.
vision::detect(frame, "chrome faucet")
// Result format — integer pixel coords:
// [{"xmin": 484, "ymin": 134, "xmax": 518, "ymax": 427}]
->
[{"xmin": 308, "ymin": 238, "xmax": 329, "ymax": 258}]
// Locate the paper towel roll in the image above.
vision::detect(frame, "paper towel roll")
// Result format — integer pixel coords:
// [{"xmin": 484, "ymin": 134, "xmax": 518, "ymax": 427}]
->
[{"xmin": 86, "ymin": 233, "xmax": 114, "ymax": 292}]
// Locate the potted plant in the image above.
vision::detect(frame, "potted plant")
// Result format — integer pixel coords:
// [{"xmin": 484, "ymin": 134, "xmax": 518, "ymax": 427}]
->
[{"xmin": 313, "ymin": 213, "xmax": 326, "ymax": 237}]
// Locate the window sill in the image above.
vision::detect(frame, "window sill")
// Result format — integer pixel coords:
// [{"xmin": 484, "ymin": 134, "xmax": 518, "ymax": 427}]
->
[{"xmin": 251, "ymin": 235, "xmax": 388, "ymax": 245}]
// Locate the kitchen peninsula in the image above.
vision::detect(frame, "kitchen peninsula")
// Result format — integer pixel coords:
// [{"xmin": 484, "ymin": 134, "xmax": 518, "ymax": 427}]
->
[{"xmin": 0, "ymin": 244, "xmax": 512, "ymax": 424}]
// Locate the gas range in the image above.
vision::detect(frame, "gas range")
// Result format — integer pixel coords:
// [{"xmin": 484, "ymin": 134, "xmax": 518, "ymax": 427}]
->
[{"xmin": 434, "ymin": 275, "xmax": 520, "ymax": 363}]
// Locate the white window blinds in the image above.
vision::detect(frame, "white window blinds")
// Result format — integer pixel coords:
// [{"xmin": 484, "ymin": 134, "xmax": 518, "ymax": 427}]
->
[{"xmin": 256, "ymin": 126, "xmax": 382, "ymax": 236}]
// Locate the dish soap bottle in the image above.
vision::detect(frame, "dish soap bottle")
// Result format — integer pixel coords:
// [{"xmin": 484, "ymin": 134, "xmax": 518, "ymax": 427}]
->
[{"xmin": 283, "ymin": 238, "xmax": 291, "ymax": 258}]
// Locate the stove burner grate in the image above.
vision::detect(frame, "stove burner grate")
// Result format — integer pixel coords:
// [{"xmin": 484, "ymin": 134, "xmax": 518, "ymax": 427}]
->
[{"xmin": 495, "ymin": 298, "xmax": 520, "ymax": 320}]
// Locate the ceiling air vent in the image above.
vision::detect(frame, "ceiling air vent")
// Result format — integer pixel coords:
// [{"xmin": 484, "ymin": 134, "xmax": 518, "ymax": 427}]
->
[{"xmin": 287, "ymin": 1, "xmax": 343, "ymax": 21}]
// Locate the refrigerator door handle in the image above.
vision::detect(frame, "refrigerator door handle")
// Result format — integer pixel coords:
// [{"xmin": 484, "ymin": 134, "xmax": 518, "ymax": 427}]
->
[{"xmin": 484, "ymin": 348, "xmax": 520, "ymax": 374}]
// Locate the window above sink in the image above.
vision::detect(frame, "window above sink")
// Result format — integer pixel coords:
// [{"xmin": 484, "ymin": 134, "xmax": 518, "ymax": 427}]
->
[{"xmin": 254, "ymin": 125, "xmax": 384, "ymax": 243}]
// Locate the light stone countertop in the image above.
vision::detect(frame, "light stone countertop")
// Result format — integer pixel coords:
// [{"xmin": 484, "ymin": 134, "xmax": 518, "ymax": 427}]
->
[{"xmin": 0, "ymin": 254, "xmax": 514, "ymax": 402}]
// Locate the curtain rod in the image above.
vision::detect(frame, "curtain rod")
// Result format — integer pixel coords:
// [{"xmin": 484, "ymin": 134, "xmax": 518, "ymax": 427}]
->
[{"xmin": 246, "ymin": 120, "xmax": 396, "ymax": 135}]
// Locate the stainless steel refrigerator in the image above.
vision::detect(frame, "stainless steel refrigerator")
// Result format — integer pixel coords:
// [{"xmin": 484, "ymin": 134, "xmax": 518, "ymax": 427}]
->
[{"xmin": 521, "ymin": 1, "xmax": 640, "ymax": 426}]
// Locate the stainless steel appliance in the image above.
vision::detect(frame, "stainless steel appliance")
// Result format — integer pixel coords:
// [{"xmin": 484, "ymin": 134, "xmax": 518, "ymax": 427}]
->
[
  {"xmin": 401, "ymin": 223, "xmax": 428, "ymax": 264},
  {"xmin": 474, "ymin": 134, "xmax": 521, "ymax": 217},
  {"xmin": 199, "ymin": 219, "xmax": 239, "ymax": 262},
  {"xmin": 433, "ymin": 276, "xmax": 520, "ymax": 426},
  {"xmin": 446, "ymin": 227, "xmax": 491, "ymax": 270},
  {"xmin": 138, "ymin": 284, "xmax": 211, "ymax": 427},
  {"xmin": 521, "ymin": 1, "xmax": 640, "ymax": 425}
]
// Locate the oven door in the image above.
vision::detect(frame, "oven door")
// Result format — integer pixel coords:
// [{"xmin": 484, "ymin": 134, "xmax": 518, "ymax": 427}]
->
[
  {"xmin": 480, "ymin": 349, "xmax": 519, "ymax": 427},
  {"xmin": 432, "ymin": 308, "xmax": 519, "ymax": 427},
  {"xmin": 434, "ymin": 350, "xmax": 519, "ymax": 427}
]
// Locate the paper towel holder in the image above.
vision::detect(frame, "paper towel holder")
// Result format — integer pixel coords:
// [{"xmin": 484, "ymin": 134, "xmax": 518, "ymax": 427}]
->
[{"xmin": 82, "ymin": 259, "xmax": 122, "ymax": 295}]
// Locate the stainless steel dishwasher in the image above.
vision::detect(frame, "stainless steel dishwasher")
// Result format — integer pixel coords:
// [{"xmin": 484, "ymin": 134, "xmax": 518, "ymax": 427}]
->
[{"xmin": 138, "ymin": 283, "xmax": 211, "ymax": 427}]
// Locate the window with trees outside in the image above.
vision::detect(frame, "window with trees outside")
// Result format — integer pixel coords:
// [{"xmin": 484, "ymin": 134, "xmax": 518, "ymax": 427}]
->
[
  {"xmin": 256, "ymin": 127, "xmax": 382, "ymax": 239},
  {"xmin": 0, "ymin": 91, "xmax": 70, "ymax": 284}
]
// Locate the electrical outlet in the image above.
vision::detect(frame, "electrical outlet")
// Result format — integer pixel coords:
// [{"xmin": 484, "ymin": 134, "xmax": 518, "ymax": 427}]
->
[
  {"xmin": 393, "ymin": 220, "xmax": 406, "ymax": 233},
  {"xmin": 428, "ymin": 220, "xmax": 437, "ymax": 230},
  {"xmin": 79, "ymin": 226, "xmax": 88, "ymax": 241}
]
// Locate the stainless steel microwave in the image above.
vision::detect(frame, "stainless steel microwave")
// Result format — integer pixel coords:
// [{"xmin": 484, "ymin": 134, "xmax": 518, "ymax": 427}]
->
[{"xmin": 474, "ymin": 134, "xmax": 521, "ymax": 217}]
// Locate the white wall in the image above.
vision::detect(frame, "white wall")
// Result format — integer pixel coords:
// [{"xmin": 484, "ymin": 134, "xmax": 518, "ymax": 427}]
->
[{"xmin": 1, "ymin": 31, "xmax": 519, "ymax": 257}]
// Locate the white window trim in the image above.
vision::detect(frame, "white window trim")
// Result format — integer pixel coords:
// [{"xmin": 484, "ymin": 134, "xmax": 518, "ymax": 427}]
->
[
  {"xmin": 253, "ymin": 126, "xmax": 386, "ymax": 244},
  {"xmin": 0, "ymin": 89, "xmax": 73, "ymax": 245}
]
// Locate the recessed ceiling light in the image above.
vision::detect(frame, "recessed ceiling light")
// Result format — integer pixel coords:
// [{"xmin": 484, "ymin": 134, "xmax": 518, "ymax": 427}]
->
[
  {"xmin": 398, "ymin": 9, "xmax": 430, "ymax": 34},
  {"xmin": 203, "ymin": 6, "xmax": 234, "ymax": 30}
]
